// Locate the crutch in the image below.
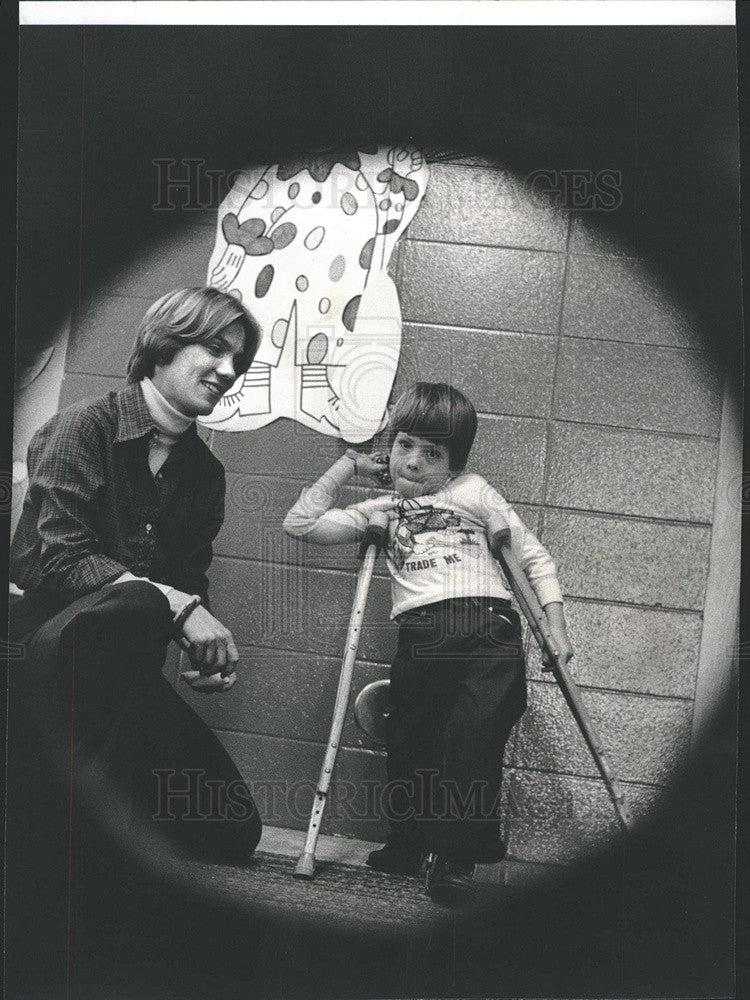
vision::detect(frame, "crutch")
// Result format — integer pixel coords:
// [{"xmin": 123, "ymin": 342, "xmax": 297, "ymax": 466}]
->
[
  {"xmin": 294, "ymin": 510, "xmax": 390, "ymax": 879},
  {"xmin": 487, "ymin": 514, "xmax": 633, "ymax": 832}
]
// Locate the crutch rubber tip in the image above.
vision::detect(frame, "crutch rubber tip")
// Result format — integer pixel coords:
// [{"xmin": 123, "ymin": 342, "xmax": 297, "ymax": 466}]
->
[{"xmin": 293, "ymin": 853, "xmax": 316, "ymax": 879}]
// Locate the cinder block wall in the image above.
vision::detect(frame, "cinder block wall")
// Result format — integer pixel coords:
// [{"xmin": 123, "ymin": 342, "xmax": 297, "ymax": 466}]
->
[{"xmin": 60, "ymin": 158, "xmax": 724, "ymax": 866}]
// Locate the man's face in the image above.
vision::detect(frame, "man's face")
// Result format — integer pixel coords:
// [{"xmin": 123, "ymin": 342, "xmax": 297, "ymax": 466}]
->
[
  {"xmin": 151, "ymin": 320, "xmax": 246, "ymax": 417},
  {"xmin": 388, "ymin": 431, "xmax": 454, "ymax": 499}
]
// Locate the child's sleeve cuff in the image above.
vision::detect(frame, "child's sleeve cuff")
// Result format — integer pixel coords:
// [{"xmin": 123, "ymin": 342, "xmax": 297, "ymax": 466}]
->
[{"xmin": 534, "ymin": 577, "xmax": 564, "ymax": 608}]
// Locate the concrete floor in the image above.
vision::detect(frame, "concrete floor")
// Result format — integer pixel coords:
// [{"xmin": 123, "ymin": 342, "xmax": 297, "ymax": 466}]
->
[
  {"xmin": 86, "ymin": 825, "xmax": 552, "ymax": 937},
  {"xmin": 182, "ymin": 824, "xmax": 547, "ymax": 932},
  {"xmin": 6, "ymin": 805, "xmax": 736, "ymax": 1000}
]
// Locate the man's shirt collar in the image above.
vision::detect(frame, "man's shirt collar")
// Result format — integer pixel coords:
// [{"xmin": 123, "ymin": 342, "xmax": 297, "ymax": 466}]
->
[{"xmin": 114, "ymin": 382, "xmax": 157, "ymax": 443}]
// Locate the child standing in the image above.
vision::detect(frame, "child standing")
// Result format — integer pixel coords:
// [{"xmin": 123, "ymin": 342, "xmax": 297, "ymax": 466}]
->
[{"xmin": 284, "ymin": 383, "xmax": 573, "ymax": 901}]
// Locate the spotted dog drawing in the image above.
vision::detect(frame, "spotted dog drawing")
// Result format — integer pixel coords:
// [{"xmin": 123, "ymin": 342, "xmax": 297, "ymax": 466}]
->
[
  {"xmin": 391, "ymin": 498, "xmax": 480, "ymax": 572},
  {"xmin": 203, "ymin": 146, "xmax": 429, "ymax": 442}
]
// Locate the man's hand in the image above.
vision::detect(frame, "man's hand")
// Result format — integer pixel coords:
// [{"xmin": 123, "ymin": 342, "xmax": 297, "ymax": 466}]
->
[
  {"xmin": 181, "ymin": 604, "xmax": 239, "ymax": 677},
  {"xmin": 165, "ymin": 588, "xmax": 239, "ymax": 677}
]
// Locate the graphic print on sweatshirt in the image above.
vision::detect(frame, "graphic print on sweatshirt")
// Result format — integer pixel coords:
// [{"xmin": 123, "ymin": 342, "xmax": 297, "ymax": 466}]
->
[
  {"xmin": 391, "ymin": 497, "xmax": 481, "ymax": 572},
  {"xmin": 201, "ymin": 146, "xmax": 429, "ymax": 443}
]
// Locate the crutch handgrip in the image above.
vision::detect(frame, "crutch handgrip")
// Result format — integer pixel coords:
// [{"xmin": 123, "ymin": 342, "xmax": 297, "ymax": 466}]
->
[
  {"xmin": 487, "ymin": 513, "xmax": 511, "ymax": 560},
  {"xmin": 358, "ymin": 509, "xmax": 389, "ymax": 558}
]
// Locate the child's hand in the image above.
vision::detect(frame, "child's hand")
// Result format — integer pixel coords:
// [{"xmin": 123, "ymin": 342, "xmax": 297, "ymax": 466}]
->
[
  {"xmin": 352, "ymin": 451, "xmax": 392, "ymax": 486},
  {"xmin": 541, "ymin": 602, "xmax": 574, "ymax": 671},
  {"xmin": 542, "ymin": 627, "xmax": 575, "ymax": 671}
]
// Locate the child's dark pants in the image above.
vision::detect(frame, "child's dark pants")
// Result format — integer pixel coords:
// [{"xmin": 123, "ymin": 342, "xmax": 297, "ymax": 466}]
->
[{"xmin": 385, "ymin": 597, "xmax": 526, "ymax": 863}]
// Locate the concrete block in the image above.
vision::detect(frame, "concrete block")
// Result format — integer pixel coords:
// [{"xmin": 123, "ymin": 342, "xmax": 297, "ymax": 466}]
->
[
  {"xmin": 562, "ymin": 253, "xmax": 703, "ymax": 348},
  {"xmin": 236, "ymin": 475, "xmax": 400, "ymax": 570},
  {"xmin": 395, "ymin": 325, "xmax": 557, "ymax": 419},
  {"xmin": 526, "ymin": 599, "xmax": 702, "ymax": 699},
  {"xmin": 553, "ymin": 339, "xmax": 722, "ymax": 437},
  {"xmin": 212, "ymin": 419, "xmax": 347, "ymax": 477},
  {"xmin": 216, "ymin": 473, "xmax": 372, "ymax": 573},
  {"xmin": 214, "ymin": 731, "xmax": 389, "ymax": 841},
  {"xmin": 504, "ymin": 769, "xmax": 661, "ymax": 864},
  {"xmin": 179, "ymin": 645, "xmax": 389, "ymax": 749},
  {"xmin": 208, "ymin": 558, "xmax": 398, "ymax": 663},
  {"xmin": 546, "ymin": 422, "xmax": 718, "ymax": 522},
  {"xmin": 188, "ymin": 642, "xmax": 524, "ymax": 756},
  {"xmin": 90, "ymin": 217, "xmax": 214, "ymax": 298},
  {"xmin": 216, "ymin": 423, "xmax": 547, "ymax": 517},
  {"xmin": 470, "ymin": 416, "xmax": 547, "ymax": 504},
  {"xmin": 408, "ymin": 164, "xmax": 568, "ymax": 252},
  {"xmin": 66, "ymin": 296, "xmax": 147, "ymax": 376},
  {"xmin": 400, "ymin": 242, "xmax": 565, "ymax": 334},
  {"xmin": 216, "ymin": 415, "xmax": 547, "ymax": 506},
  {"xmin": 542, "ymin": 510, "xmax": 711, "ymax": 611},
  {"xmin": 58, "ymin": 372, "xmax": 125, "ymax": 409},
  {"xmin": 513, "ymin": 681, "xmax": 692, "ymax": 785}
]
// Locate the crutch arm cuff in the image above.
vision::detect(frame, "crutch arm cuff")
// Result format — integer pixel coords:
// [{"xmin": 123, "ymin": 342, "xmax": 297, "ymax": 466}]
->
[
  {"xmin": 358, "ymin": 510, "xmax": 389, "ymax": 558},
  {"xmin": 487, "ymin": 514, "xmax": 511, "ymax": 559}
]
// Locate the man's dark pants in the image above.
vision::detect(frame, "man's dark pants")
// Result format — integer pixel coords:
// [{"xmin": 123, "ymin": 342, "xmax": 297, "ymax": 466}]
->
[
  {"xmin": 7, "ymin": 580, "xmax": 261, "ymax": 891},
  {"xmin": 385, "ymin": 597, "xmax": 527, "ymax": 863}
]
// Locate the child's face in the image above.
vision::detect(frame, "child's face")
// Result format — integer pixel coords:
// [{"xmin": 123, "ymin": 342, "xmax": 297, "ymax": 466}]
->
[{"xmin": 388, "ymin": 432, "xmax": 454, "ymax": 498}]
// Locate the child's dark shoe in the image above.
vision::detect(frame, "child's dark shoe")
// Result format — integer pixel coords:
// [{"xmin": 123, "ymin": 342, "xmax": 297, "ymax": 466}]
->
[
  {"xmin": 421, "ymin": 852, "xmax": 476, "ymax": 904},
  {"xmin": 366, "ymin": 843, "xmax": 422, "ymax": 875}
]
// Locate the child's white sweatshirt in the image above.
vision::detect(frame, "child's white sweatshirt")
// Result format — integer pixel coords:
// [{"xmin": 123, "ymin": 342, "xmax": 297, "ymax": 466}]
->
[{"xmin": 284, "ymin": 472, "xmax": 563, "ymax": 619}]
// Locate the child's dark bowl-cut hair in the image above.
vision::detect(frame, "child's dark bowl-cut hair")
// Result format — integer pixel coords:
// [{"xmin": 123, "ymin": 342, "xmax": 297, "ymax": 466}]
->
[
  {"xmin": 126, "ymin": 286, "xmax": 262, "ymax": 384},
  {"xmin": 388, "ymin": 383, "xmax": 478, "ymax": 471}
]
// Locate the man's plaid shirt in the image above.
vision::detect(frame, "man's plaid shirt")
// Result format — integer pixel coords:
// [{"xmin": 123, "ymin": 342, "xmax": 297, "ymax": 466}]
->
[{"xmin": 11, "ymin": 382, "xmax": 225, "ymax": 612}]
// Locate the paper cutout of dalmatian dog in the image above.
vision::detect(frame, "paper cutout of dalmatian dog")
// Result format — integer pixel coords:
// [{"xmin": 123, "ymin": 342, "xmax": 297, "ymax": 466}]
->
[{"xmin": 203, "ymin": 145, "xmax": 429, "ymax": 443}]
